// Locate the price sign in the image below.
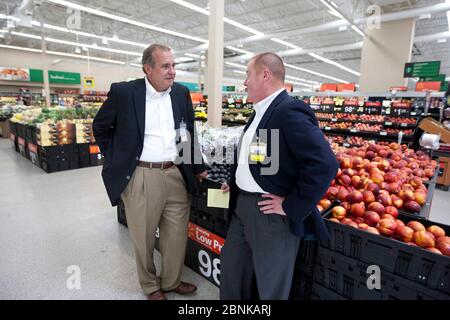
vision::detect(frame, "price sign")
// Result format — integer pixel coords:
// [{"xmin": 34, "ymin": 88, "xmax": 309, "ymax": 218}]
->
[
  {"xmin": 310, "ymin": 104, "xmax": 321, "ymax": 111},
  {"xmin": 391, "ymin": 107, "xmax": 410, "ymax": 117},
  {"xmin": 380, "ymin": 132, "xmax": 388, "ymax": 136},
  {"xmin": 185, "ymin": 222, "xmax": 223, "ymax": 286},
  {"xmin": 324, "ymin": 127, "xmax": 331, "ymax": 131},
  {"xmin": 333, "ymin": 106, "xmax": 343, "ymax": 113},
  {"xmin": 343, "ymin": 142, "xmax": 350, "ymax": 147},
  {"xmin": 364, "ymin": 102, "xmax": 382, "ymax": 115},
  {"xmin": 321, "ymin": 104, "xmax": 334, "ymax": 113},
  {"xmin": 355, "ymin": 106, "xmax": 365, "ymax": 114},
  {"xmin": 400, "ymin": 123, "xmax": 408, "ymax": 127},
  {"xmin": 343, "ymin": 101, "xmax": 359, "ymax": 114}
]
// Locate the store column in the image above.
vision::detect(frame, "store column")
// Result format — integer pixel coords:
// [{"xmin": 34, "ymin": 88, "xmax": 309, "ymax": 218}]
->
[
  {"xmin": 359, "ymin": 18, "xmax": 415, "ymax": 91},
  {"xmin": 206, "ymin": 0, "xmax": 224, "ymax": 128},
  {"xmin": 38, "ymin": 7, "xmax": 51, "ymax": 107}
]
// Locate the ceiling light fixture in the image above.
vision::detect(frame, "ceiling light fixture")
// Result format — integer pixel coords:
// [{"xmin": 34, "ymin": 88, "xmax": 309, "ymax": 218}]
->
[
  {"xmin": 270, "ymin": 38, "xmax": 302, "ymax": 50},
  {"xmin": 0, "ymin": 44, "xmax": 125, "ymax": 64},
  {"xmin": 46, "ymin": 0, "xmax": 207, "ymax": 43},
  {"xmin": 284, "ymin": 62, "xmax": 349, "ymax": 84},
  {"xmin": 226, "ymin": 45, "xmax": 253, "ymax": 55},
  {"xmin": 308, "ymin": 52, "xmax": 361, "ymax": 76}
]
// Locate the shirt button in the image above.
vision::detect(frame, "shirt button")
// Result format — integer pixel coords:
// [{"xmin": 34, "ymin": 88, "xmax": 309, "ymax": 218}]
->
[
  {"xmin": 126, "ymin": 176, "xmax": 130, "ymax": 180},
  {"xmin": 136, "ymin": 156, "xmax": 139, "ymax": 160}
]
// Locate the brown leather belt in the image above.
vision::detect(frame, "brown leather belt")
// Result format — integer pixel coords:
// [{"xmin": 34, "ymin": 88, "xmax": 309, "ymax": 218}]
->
[{"xmin": 138, "ymin": 161, "xmax": 174, "ymax": 169}]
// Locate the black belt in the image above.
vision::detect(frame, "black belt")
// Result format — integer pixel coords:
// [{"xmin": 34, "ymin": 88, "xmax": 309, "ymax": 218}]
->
[
  {"xmin": 138, "ymin": 161, "xmax": 174, "ymax": 169},
  {"xmin": 238, "ymin": 188, "xmax": 263, "ymax": 197}
]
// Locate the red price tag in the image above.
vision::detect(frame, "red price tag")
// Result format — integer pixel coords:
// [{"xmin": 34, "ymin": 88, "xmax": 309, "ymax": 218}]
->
[{"xmin": 89, "ymin": 145, "xmax": 100, "ymax": 154}]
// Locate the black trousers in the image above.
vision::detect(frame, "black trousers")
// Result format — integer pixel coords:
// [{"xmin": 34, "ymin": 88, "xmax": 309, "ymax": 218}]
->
[{"xmin": 220, "ymin": 191, "xmax": 301, "ymax": 300}]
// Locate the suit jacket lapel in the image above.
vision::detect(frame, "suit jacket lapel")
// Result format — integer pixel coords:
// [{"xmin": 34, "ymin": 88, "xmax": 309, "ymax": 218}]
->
[
  {"xmin": 170, "ymin": 86, "xmax": 182, "ymax": 129},
  {"xmin": 256, "ymin": 90, "xmax": 290, "ymax": 131},
  {"xmin": 133, "ymin": 78, "xmax": 146, "ymax": 141}
]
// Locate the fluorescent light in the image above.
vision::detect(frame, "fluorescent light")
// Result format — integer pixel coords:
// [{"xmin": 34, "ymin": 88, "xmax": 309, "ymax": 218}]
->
[
  {"xmin": 286, "ymin": 75, "xmax": 320, "ymax": 85},
  {"xmin": 419, "ymin": 13, "xmax": 431, "ymax": 20},
  {"xmin": 223, "ymin": 18, "xmax": 264, "ymax": 36},
  {"xmin": 185, "ymin": 53, "xmax": 200, "ymax": 58},
  {"xmin": 320, "ymin": 0, "xmax": 343, "ymax": 19},
  {"xmin": 338, "ymin": 25, "xmax": 348, "ymax": 31},
  {"xmin": 447, "ymin": 10, "xmax": 450, "ymax": 32},
  {"xmin": 46, "ymin": 0, "xmax": 207, "ymax": 43},
  {"xmin": 0, "ymin": 34, "xmax": 4, "ymax": 38},
  {"xmin": 351, "ymin": 25, "xmax": 365, "ymax": 37},
  {"xmin": 287, "ymin": 80, "xmax": 313, "ymax": 88},
  {"xmin": 175, "ymin": 57, "xmax": 193, "ymax": 63},
  {"xmin": 9, "ymin": 31, "xmax": 142, "ymax": 56},
  {"xmin": 233, "ymin": 70, "xmax": 247, "ymax": 75},
  {"xmin": 168, "ymin": 0, "xmax": 263, "ymax": 36},
  {"xmin": 226, "ymin": 45, "xmax": 253, "ymax": 55},
  {"xmin": 308, "ymin": 52, "xmax": 361, "ymax": 76},
  {"xmin": 0, "ymin": 44, "xmax": 125, "ymax": 64},
  {"xmin": 225, "ymin": 62, "xmax": 247, "ymax": 69},
  {"xmin": 270, "ymin": 38, "xmax": 302, "ymax": 50},
  {"xmin": 28, "ymin": 20, "xmax": 148, "ymax": 48},
  {"xmin": 284, "ymin": 62, "xmax": 349, "ymax": 83},
  {"xmin": 169, "ymin": 0, "xmax": 209, "ymax": 15},
  {"xmin": 437, "ymin": 38, "xmax": 447, "ymax": 43}
]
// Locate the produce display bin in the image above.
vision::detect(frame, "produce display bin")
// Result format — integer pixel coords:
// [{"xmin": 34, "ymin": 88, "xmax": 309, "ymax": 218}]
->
[{"xmin": 320, "ymin": 211, "xmax": 450, "ymax": 297}]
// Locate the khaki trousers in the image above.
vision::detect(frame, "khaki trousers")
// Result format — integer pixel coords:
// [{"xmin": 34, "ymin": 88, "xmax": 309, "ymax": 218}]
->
[{"xmin": 121, "ymin": 165, "xmax": 190, "ymax": 295}]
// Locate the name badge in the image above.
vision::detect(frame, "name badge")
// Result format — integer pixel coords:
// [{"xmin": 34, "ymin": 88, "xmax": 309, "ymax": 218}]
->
[
  {"xmin": 249, "ymin": 142, "xmax": 267, "ymax": 163},
  {"xmin": 180, "ymin": 120, "xmax": 188, "ymax": 142}
]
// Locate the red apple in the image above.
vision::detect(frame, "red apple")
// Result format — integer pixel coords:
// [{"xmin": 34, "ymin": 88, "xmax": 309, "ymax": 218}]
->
[
  {"xmin": 331, "ymin": 206, "xmax": 346, "ymax": 220},
  {"xmin": 343, "ymin": 220, "xmax": 358, "ymax": 228},
  {"xmin": 384, "ymin": 206, "xmax": 399, "ymax": 219},
  {"xmin": 337, "ymin": 189, "xmax": 350, "ymax": 202},
  {"xmin": 404, "ymin": 200, "xmax": 421, "ymax": 213},
  {"xmin": 340, "ymin": 202, "xmax": 351, "ymax": 213},
  {"xmin": 351, "ymin": 175, "xmax": 362, "ymax": 188},
  {"xmin": 407, "ymin": 221, "xmax": 426, "ymax": 232},
  {"xmin": 436, "ymin": 241, "xmax": 450, "ymax": 256},
  {"xmin": 396, "ymin": 226, "xmax": 414, "ymax": 242},
  {"xmin": 366, "ymin": 227, "xmax": 380, "ymax": 235},
  {"xmin": 338, "ymin": 174, "xmax": 352, "ymax": 186},
  {"xmin": 371, "ymin": 172, "xmax": 384, "ymax": 185},
  {"xmin": 365, "ymin": 182, "xmax": 380, "ymax": 196},
  {"xmin": 426, "ymin": 226, "xmax": 446, "ymax": 239},
  {"xmin": 413, "ymin": 231, "xmax": 435, "ymax": 248},
  {"xmin": 354, "ymin": 217, "xmax": 365, "ymax": 224},
  {"xmin": 340, "ymin": 157, "xmax": 353, "ymax": 169},
  {"xmin": 368, "ymin": 202, "xmax": 385, "ymax": 215},
  {"xmin": 362, "ymin": 190, "xmax": 375, "ymax": 204},
  {"xmin": 378, "ymin": 159, "xmax": 391, "ymax": 172},
  {"xmin": 319, "ymin": 198, "xmax": 332, "ymax": 210},
  {"xmin": 398, "ymin": 189, "xmax": 415, "ymax": 202},
  {"xmin": 396, "ymin": 219, "xmax": 405, "ymax": 229},
  {"xmin": 364, "ymin": 211, "xmax": 381, "ymax": 227},
  {"xmin": 381, "ymin": 214, "xmax": 396, "ymax": 221},
  {"xmin": 378, "ymin": 218, "xmax": 397, "ymax": 237},
  {"xmin": 358, "ymin": 223, "xmax": 369, "ymax": 230},
  {"xmin": 414, "ymin": 191, "xmax": 427, "ymax": 206},
  {"xmin": 391, "ymin": 195, "xmax": 404, "ymax": 209},
  {"xmin": 377, "ymin": 194, "xmax": 392, "ymax": 207},
  {"xmin": 348, "ymin": 191, "xmax": 363, "ymax": 204},
  {"xmin": 350, "ymin": 203, "xmax": 366, "ymax": 218}
]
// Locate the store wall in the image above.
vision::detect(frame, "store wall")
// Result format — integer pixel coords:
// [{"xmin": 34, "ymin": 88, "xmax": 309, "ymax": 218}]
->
[
  {"xmin": 359, "ymin": 18, "xmax": 415, "ymax": 91},
  {"xmin": 0, "ymin": 48, "xmax": 241, "ymax": 91}
]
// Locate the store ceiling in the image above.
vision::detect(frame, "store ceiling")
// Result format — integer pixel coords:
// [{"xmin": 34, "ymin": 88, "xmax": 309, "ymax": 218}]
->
[{"xmin": 0, "ymin": 0, "xmax": 449, "ymax": 89}]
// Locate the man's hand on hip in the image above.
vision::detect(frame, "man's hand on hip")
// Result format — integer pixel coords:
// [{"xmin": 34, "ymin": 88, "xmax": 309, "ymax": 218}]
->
[{"xmin": 258, "ymin": 194, "xmax": 287, "ymax": 216}]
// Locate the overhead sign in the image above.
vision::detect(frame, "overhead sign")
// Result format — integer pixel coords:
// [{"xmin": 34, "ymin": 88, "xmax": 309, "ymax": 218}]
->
[
  {"xmin": 415, "ymin": 81, "xmax": 441, "ymax": 92},
  {"xmin": 404, "ymin": 61, "xmax": 440, "ymax": 78},
  {"xmin": 29, "ymin": 69, "xmax": 81, "ymax": 84},
  {"xmin": 337, "ymin": 83, "xmax": 356, "ymax": 92},
  {"xmin": 320, "ymin": 83, "xmax": 337, "ymax": 92},
  {"xmin": 83, "ymin": 77, "xmax": 95, "ymax": 88},
  {"xmin": 419, "ymin": 74, "xmax": 446, "ymax": 82}
]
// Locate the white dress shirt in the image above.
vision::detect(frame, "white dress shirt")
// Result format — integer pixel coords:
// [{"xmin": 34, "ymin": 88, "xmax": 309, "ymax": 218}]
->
[
  {"xmin": 236, "ymin": 88, "xmax": 285, "ymax": 193},
  {"xmin": 139, "ymin": 77, "xmax": 177, "ymax": 162}
]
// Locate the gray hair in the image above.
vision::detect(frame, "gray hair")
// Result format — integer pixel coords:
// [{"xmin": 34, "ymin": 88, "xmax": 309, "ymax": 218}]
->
[
  {"xmin": 141, "ymin": 44, "xmax": 172, "ymax": 73},
  {"xmin": 251, "ymin": 52, "xmax": 285, "ymax": 82}
]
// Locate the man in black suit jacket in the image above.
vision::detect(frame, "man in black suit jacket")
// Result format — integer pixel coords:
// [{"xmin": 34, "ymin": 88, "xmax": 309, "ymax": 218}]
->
[
  {"xmin": 220, "ymin": 53, "xmax": 338, "ymax": 300},
  {"xmin": 93, "ymin": 44, "xmax": 207, "ymax": 300}
]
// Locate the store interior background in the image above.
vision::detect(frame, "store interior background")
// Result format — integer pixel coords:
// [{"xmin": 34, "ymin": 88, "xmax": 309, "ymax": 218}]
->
[{"xmin": 1, "ymin": 0, "xmax": 450, "ymax": 300}]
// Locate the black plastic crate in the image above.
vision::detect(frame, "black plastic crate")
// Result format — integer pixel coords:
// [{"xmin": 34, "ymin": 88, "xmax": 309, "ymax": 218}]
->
[
  {"xmin": 322, "ymin": 211, "xmax": 450, "ymax": 294},
  {"xmin": 311, "ymin": 283, "xmax": 347, "ymax": 300},
  {"xmin": 315, "ymin": 246, "xmax": 450, "ymax": 300},
  {"xmin": 78, "ymin": 143, "xmax": 91, "ymax": 168},
  {"xmin": 40, "ymin": 158, "xmax": 59, "ymax": 173},
  {"xmin": 398, "ymin": 181, "xmax": 436, "ymax": 220},
  {"xmin": 8, "ymin": 120, "xmax": 16, "ymax": 135},
  {"xmin": 27, "ymin": 142, "xmax": 40, "ymax": 167},
  {"xmin": 16, "ymin": 123, "xmax": 26, "ymax": 138},
  {"xmin": 90, "ymin": 152, "xmax": 104, "ymax": 166},
  {"xmin": 18, "ymin": 136, "xmax": 27, "ymax": 158},
  {"xmin": 10, "ymin": 132, "xmax": 19, "ymax": 153},
  {"xmin": 290, "ymin": 240, "xmax": 319, "ymax": 300}
]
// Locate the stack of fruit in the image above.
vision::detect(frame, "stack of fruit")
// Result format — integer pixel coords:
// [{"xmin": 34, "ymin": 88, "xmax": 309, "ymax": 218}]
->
[
  {"xmin": 359, "ymin": 114, "xmax": 384, "ymax": 123},
  {"xmin": 317, "ymin": 142, "xmax": 438, "ymax": 215},
  {"xmin": 327, "ymin": 206, "xmax": 449, "ymax": 256},
  {"xmin": 353, "ymin": 123, "xmax": 382, "ymax": 132},
  {"xmin": 385, "ymin": 117, "xmax": 416, "ymax": 125},
  {"xmin": 386, "ymin": 128, "xmax": 413, "ymax": 135}
]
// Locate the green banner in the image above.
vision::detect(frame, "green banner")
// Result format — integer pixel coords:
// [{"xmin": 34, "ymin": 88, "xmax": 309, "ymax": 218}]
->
[
  {"xmin": 29, "ymin": 69, "xmax": 80, "ymax": 84},
  {"xmin": 419, "ymin": 74, "xmax": 446, "ymax": 82},
  {"xmin": 441, "ymin": 81, "xmax": 449, "ymax": 92},
  {"xmin": 404, "ymin": 61, "xmax": 440, "ymax": 78},
  {"xmin": 179, "ymin": 81, "xmax": 200, "ymax": 92}
]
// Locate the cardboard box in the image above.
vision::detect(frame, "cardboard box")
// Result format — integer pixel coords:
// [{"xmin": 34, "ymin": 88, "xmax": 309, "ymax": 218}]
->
[
  {"xmin": 437, "ymin": 157, "xmax": 450, "ymax": 187},
  {"xmin": 0, "ymin": 120, "xmax": 11, "ymax": 138},
  {"xmin": 418, "ymin": 117, "xmax": 450, "ymax": 143}
]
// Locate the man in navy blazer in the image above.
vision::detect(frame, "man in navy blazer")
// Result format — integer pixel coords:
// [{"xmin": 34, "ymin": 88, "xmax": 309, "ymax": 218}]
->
[
  {"xmin": 220, "ymin": 52, "xmax": 338, "ymax": 300},
  {"xmin": 93, "ymin": 44, "xmax": 207, "ymax": 300}
]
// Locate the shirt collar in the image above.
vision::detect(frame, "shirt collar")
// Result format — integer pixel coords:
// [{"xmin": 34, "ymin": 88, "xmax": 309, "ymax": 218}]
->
[
  {"xmin": 253, "ymin": 88, "xmax": 285, "ymax": 116},
  {"xmin": 145, "ymin": 76, "xmax": 172, "ymax": 96}
]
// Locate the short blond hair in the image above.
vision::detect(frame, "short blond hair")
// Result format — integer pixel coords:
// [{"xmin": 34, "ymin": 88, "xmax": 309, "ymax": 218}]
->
[{"xmin": 251, "ymin": 52, "xmax": 285, "ymax": 82}]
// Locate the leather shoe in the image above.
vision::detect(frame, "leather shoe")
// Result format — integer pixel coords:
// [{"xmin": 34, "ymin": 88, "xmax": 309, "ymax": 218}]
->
[
  {"xmin": 147, "ymin": 290, "xmax": 166, "ymax": 300},
  {"xmin": 164, "ymin": 281, "xmax": 197, "ymax": 295}
]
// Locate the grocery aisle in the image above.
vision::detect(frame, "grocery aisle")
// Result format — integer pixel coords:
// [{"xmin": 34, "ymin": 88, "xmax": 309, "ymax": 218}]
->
[{"xmin": 0, "ymin": 139, "xmax": 219, "ymax": 300}]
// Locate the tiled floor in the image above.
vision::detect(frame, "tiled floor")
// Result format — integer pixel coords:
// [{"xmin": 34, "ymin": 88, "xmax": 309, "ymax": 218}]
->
[{"xmin": 0, "ymin": 138, "xmax": 449, "ymax": 299}]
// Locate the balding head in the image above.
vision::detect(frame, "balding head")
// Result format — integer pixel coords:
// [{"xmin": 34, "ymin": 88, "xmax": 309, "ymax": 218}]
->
[{"xmin": 250, "ymin": 52, "xmax": 285, "ymax": 83}]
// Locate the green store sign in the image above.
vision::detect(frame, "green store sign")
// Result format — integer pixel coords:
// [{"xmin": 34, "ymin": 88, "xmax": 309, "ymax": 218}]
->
[{"xmin": 29, "ymin": 69, "xmax": 81, "ymax": 84}]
